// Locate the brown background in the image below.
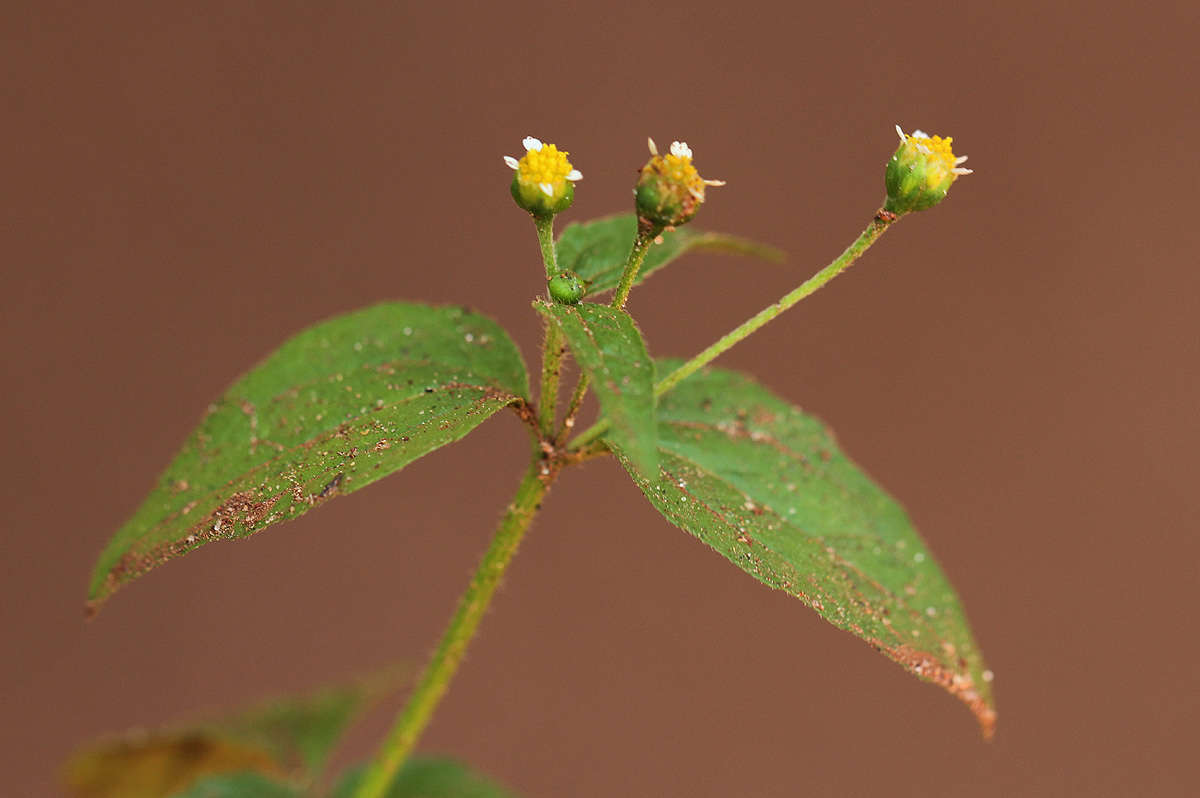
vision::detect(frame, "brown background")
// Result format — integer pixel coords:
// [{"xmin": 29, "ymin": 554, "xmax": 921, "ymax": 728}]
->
[{"xmin": 4, "ymin": 1, "xmax": 1198, "ymax": 796}]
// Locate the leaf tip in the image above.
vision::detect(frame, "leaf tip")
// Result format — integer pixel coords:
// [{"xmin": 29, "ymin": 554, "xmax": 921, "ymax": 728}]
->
[
  {"xmin": 758, "ymin": 243, "xmax": 787, "ymax": 263},
  {"xmin": 84, "ymin": 581, "xmax": 113, "ymax": 620},
  {"xmin": 975, "ymin": 702, "xmax": 998, "ymax": 741}
]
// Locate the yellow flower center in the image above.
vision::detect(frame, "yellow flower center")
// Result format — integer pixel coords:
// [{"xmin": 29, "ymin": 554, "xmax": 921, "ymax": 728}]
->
[
  {"xmin": 662, "ymin": 152, "xmax": 701, "ymax": 185},
  {"xmin": 518, "ymin": 144, "xmax": 574, "ymax": 187},
  {"xmin": 906, "ymin": 134, "xmax": 958, "ymax": 183}
]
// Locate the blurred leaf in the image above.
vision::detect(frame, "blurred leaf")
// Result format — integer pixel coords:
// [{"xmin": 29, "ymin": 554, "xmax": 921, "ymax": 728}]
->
[
  {"xmin": 333, "ymin": 757, "xmax": 519, "ymax": 798},
  {"xmin": 169, "ymin": 772, "xmax": 300, "ymax": 798},
  {"xmin": 66, "ymin": 737, "xmax": 283, "ymax": 798},
  {"xmin": 556, "ymin": 213, "xmax": 783, "ymax": 297},
  {"xmin": 211, "ymin": 669, "xmax": 404, "ymax": 779},
  {"xmin": 613, "ymin": 361, "xmax": 996, "ymax": 735},
  {"xmin": 64, "ymin": 666, "xmax": 406, "ymax": 797},
  {"xmin": 88, "ymin": 303, "xmax": 528, "ymax": 613},
  {"xmin": 535, "ymin": 300, "xmax": 656, "ymax": 473}
]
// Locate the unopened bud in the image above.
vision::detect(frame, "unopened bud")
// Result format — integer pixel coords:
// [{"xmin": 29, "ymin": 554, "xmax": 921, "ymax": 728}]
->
[
  {"xmin": 548, "ymin": 271, "xmax": 585, "ymax": 304},
  {"xmin": 884, "ymin": 125, "xmax": 972, "ymax": 214}
]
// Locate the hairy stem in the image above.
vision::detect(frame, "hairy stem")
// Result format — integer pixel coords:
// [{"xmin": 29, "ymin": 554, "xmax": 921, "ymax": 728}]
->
[
  {"xmin": 534, "ymin": 213, "xmax": 558, "ymax": 278},
  {"xmin": 533, "ymin": 213, "xmax": 565, "ymax": 435},
  {"xmin": 352, "ymin": 463, "xmax": 552, "ymax": 798},
  {"xmin": 539, "ymin": 324, "xmax": 566, "ymax": 435},
  {"xmin": 654, "ymin": 211, "xmax": 899, "ymax": 394},
  {"xmin": 555, "ymin": 373, "xmax": 591, "ymax": 445},
  {"xmin": 570, "ymin": 211, "xmax": 900, "ymax": 450},
  {"xmin": 552, "ymin": 219, "xmax": 660, "ymax": 444},
  {"xmin": 610, "ymin": 223, "xmax": 661, "ymax": 310}
]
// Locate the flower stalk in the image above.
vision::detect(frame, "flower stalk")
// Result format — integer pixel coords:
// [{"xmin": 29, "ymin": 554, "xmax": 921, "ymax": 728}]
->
[
  {"xmin": 653, "ymin": 210, "xmax": 900, "ymax": 396},
  {"xmin": 570, "ymin": 209, "xmax": 901, "ymax": 451},
  {"xmin": 534, "ymin": 214, "xmax": 558, "ymax": 279},
  {"xmin": 609, "ymin": 226, "xmax": 658, "ymax": 310}
]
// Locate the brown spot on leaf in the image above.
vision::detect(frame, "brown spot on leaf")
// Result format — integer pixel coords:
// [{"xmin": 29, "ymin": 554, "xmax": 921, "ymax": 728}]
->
[
  {"xmin": 751, "ymin": 406, "xmax": 777, "ymax": 426},
  {"xmin": 317, "ymin": 472, "xmax": 344, "ymax": 498}
]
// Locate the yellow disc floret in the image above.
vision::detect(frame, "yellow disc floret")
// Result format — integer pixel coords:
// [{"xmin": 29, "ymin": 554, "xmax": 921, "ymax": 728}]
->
[
  {"xmin": 517, "ymin": 144, "xmax": 574, "ymax": 190},
  {"xmin": 660, "ymin": 152, "xmax": 704, "ymax": 196},
  {"xmin": 906, "ymin": 134, "xmax": 958, "ymax": 190},
  {"xmin": 635, "ymin": 139, "xmax": 722, "ymax": 228},
  {"xmin": 505, "ymin": 136, "xmax": 580, "ymax": 216}
]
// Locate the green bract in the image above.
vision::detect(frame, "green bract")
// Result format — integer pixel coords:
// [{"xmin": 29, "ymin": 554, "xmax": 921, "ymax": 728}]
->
[{"xmin": 511, "ymin": 174, "xmax": 574, "ymax": 216}]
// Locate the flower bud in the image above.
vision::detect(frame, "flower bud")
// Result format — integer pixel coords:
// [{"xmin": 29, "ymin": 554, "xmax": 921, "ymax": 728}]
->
[
  {"xmin": 884, "ymin": 125, "xmax": 972, "ymax": 214},
  {"xmin": 504, "ymin": 136, "xmax": 582, "ymax": 217},
  {"xmin": 548, "ymin": 270, "xmax": 585, "ymax": 304},
  {"xmin": 634, "ymin": 139, "xmax": 724, "ymax": 229}
]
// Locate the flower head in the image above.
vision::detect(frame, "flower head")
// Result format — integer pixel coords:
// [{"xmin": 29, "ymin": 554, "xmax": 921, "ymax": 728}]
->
[
  {"xmin": 634, "ymin": 138, "xmax": 725, "ymax": 229},
  {"xmin": 504, "ymin": 136, "xmax": 582, "ymax": 216},
  {"xmin": 547, "ymin": 270, "xmax": 585, "ymax": 304},
  {"xmin": 884, "ymin": 125, "xmax": 972, "ymax": 214}
]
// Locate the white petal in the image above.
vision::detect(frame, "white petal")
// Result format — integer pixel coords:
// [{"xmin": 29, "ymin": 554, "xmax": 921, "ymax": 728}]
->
[
  {"xmin": 952, "ymin": 167, "xmax": 974, "ymax": 175},
  {"xmin": 703, "ymin": 178, "xmax": 726, "ymax": 186},
  {"xmin": 647, "ymin": 137, "xmax": 658, "ymax": 155},
  {"xmin": 669, "ymin": 141, "xmax": 693, "ymax": 158},
  {"xmin": 912, "ymin": 129, "xmax": 930, "ymax": 138},
  {"xmin": 523, "ymin": 136, "xmax": 543, "ymax": 152},
  {"xmin": 503, "ymin": 155, "xmax": 520, "ymax": 169},
  {"xmin": 955, "ymin": 155, "xmax": 969, "ymax": 164},
  {"xmin": 894, "ymin": 124, "xmax": 907, "ymax": 141},
  {"xmin": 539, "ymin": 182, "xmax": 554, "ymax": 196},
  {"xmin": 915, "ymin": 143, "xmax": 931, "ymax": 155},
  {"xmin": 566, "ymin": 169, "xmax": 582, "ymax": 181}
]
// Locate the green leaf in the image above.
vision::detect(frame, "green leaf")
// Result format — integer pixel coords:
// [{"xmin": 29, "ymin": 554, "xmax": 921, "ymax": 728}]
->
[
  {"xmin": 612, "ymin": 361, "xmax": 996, "ymax": 736},
  {"xmin": 88, "ymin": 302, "xmax": 528, "ymax": 612},
  {"xmin": 333, "ymin": 757, "xmax": 519, "ymax": 798},
  {"xmin": 556, "ymin": 213, "xmax": 783, "ymax": 297},
  {"xmin": 65, "ymin": 669, "xmax": 403, "ymax": 798},
  {"xmin": 534, "ymin": 300, "xmax": 656, "ymax": 474},
  {"xmin": 212, "ymin": 668, "xmax": 405, "ymax": 779},
  {"xmin": 169, "ymin": 773, "xmax": 299, "ymax": 798}
]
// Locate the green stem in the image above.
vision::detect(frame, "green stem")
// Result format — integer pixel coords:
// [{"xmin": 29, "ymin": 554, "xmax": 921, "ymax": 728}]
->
[
  {"xmin": 352, "ymin": 463, "xmax": 552, "ymax": 798},
  {"xmin": 534, "ymin": 213, "xmax": 557, "ymax": 278},
  {"xmin": 610, "ymin": 223, "xmax": 661, "ymax": 310},
  {"xmin": 533, "ymin": 212, "xmax": 564, "ymax": 435},
  {"xmin": 570, "ymin": 211, "xmax": 900, "ymax": 450},
  {"xmin": 539, "ymin": 323, "xmax": 566, "ymax": 435},
  {"xmin": 551, "ymin": 221, "xmax": 661, "ymax": 443},
  {"xmin": 555, "ymin": 373, "xmax": 591, "ymax": 445}
]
